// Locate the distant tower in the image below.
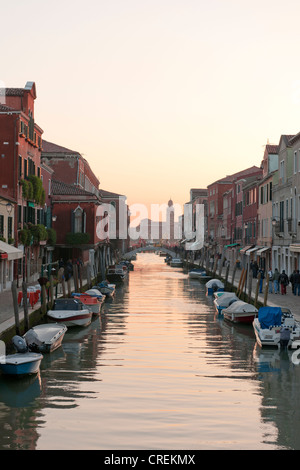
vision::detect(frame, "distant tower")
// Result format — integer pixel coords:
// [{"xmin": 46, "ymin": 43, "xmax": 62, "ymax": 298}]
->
[{"xmin": 167, "ymin": 198, "xmax": 174, "ymax": 243}]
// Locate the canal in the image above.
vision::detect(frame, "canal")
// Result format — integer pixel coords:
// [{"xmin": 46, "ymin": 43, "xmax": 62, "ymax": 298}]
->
[{"xmin": 0, "ymin": 252, "xmax": 300, "ymax": 450}]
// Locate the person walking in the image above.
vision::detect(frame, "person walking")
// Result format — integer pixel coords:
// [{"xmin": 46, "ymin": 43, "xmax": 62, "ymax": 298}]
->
[
  {"xmin": 294, "ymin": 270, "xmax": 300, "ymax": 296},
  {"xmin": 289, "ymin": 270, "xmax": 297, "ymax": 294},
  {"xmin": 273, "ymin": 268, "xmax": 280, "ymax": 294},
  {"xmin": 258, "ymin": 268, "xmax": 265, "ymax": 293},
  {"xmin": 267, "ymin": 268, "xmax": 273, "ymax": 293},
  {"xmin": 279, "ymin": 270, "xmax": 289, "ymax": 295}
]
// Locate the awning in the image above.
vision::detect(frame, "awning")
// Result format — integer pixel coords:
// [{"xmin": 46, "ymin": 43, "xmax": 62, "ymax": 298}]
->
[
  {"xmin": 239, "ymin": 245, "xmax": 254, "ymax": 254},
  {"xmin": 256, "ymin": 246, "xmax": 271, "ymax": 255},
  {"xmin": 245, "ymin": 246, "xmax": 261, "ymax": 255},
  {"xmin": 187, "ymin": 240, "xmax": 203, "ymax": 251},
  {"xmin": 0, "ymin": 241, "xmax": 23, "ymax": 260},
  {"xmin": 290, "ymin": 244, "xmax": 300, "ymax": 253},
  {"xmin": 224, "ymin": 243, "xmax": 240, "ymax": 249}
]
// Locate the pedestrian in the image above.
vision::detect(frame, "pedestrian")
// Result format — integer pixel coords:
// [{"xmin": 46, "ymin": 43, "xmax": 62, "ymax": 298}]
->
[
  {"xmin": 294, "ymin": 270, "xmax": 300, "ymax": 296},
  {"xmin": 258, "ymin": 268, "xmax": 264, "ymax": 293},
  {"xmin": 267, "ymin": 268, "xmax": 273, "ymax": 293},
  {"xmin": 273, "ymin": 268, "xmax": 280, "ymax": 294},
  {"xmin": 289, "ymin": 270, "xmax": 297, "ymax": 294},
  {"xmin": 279, "ymin": 270, "xmax": 289, "ymax": 295},
  {"xmin": 252, "ymin": 261, "xmax": 258, "ymax": 278}
]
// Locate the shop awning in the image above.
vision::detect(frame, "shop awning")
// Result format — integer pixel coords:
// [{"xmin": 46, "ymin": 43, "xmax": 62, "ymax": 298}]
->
[
  {"xmin": 256, "ymin": 246, "xmax": 271, "ymax": 255},
  {"xmin": 0, "ymin": 241, "xmax": 23, "ymax": 260},
  {"xmin": 239, "ymin": 245, "xmax": 254, "ymax": 254},
  {"xmin": 224, "ymin": 243, "xmax": 240, "ymax": 249},
  {"xmin": 187, "ymin": 240, "xmax": 203, "ymax": 251},
  {"xmin": 245, "ymin": 246, "xmax": 262, "ymax": 255},
  {"xmin": 290, "ymin": 244, "xmax": 300, "ymax": 253}
]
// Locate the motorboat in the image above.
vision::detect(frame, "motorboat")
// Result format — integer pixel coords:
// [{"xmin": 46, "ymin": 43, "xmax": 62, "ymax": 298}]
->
[
  {"xmin": 97, "ymin": 281, "xmax": 116, "ymax": 298},
  {"xmin": 47, "ymin": 298, "xmax": 93, "ymax": 327},
  {"xmin": 0, "ymin": 336, "xmax": 43, "ymax": 376},
  {"xmin": 188, "ymin": 268, "xmax": 206, "ymax": 279},
  {"xmin": 213, "ymin": 292, "xmax": 239, "ymax": 314},
  {"xmin": 253, "ymin": 307, "xmax": 300, "ymax": 348},
  {"xmin": 205, "ymin": 279, "xmax": 224, "ymax": 295},
  {"xmin": 223, "ymin": 300, "xmax": 258, "ymax": 324},
  {"xmin": 106, "ymin": 264, "xmax": 127, "ymax": 282},
  {"xmin": 23, "ymin": 323, "xmax": 67, "ymax": 353},
  {"xmin": 73, "ymin": 293, "xmax": 103, "ymax": 315},
  {"xmin": 170, "ymin": 258, "xmax": 183, "ymax": 267}
]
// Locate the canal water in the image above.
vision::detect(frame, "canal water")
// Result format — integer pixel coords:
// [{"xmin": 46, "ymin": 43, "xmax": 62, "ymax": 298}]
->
[{"xmin": 0, "ymin": 253, "xmax": 300, "ymax": 450}]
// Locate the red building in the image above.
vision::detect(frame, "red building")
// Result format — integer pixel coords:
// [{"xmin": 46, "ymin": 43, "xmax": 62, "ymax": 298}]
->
[
  {"xmin": 207, "ymin": 166, "xmax": 262, "ymax": 255},
  {"xmin": 0, "ymin": 82, "xmax": 45, "ymax": 283},
  {"xmin": 41, "ymin": 140, "xmax": 100, "ymax": 194}
]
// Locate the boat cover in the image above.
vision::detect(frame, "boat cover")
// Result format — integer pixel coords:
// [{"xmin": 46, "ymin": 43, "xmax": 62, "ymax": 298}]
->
[
  {"xmin": 258, "ymin": 307, "xmax": 282, "ymax": 329},
  {"xmin": 206, "ymin": 279, "xmax": 224, "ymax": 288},
  {"xmin": 223, "ymin": 301, "xmax": 258, "ymax": 313},
  {"xmin": 216, "ymin": 294, "xmax": 239, "ymax": 307}
]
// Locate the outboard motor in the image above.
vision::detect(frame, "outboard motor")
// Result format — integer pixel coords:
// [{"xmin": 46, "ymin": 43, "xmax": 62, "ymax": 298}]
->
[
  {"xmin": 279, "ymin": 327, "xmax": 290, "ymax": 350},
  {"xmin": 12, "ymin": 335, "xmax": 28, "ymax": 354}
]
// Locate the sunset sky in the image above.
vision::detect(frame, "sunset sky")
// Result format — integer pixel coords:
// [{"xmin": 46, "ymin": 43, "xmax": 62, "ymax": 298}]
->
[{"xmin": 2, "ymin": 0, "xmax": 300, "ymax": 217}]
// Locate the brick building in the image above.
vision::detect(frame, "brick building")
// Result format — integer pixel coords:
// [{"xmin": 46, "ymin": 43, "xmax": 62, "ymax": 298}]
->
[{"xmin": 0, "ymin": 81, "xmax": 45, "ymax": 285}]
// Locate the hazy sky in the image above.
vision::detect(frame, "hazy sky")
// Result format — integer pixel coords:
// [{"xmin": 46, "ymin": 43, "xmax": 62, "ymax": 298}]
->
[{"xmin": 2, "ymin": 0, "xmax": 300, "ymax": 214}]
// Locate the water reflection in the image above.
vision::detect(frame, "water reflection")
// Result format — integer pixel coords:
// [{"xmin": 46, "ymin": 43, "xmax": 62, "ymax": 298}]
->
[{"xmin": 0, "ymin": 253, "xmax": 300, "ymax": 449}]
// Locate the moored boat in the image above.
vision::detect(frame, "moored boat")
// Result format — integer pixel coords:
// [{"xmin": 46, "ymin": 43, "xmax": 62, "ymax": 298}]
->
[
  {"xmin": 205, "ymin": 279, "xmax": 224, "ymax": 295},
  {"xmin": 170, "ymin": 258, "xmax": 183, "ymax": 267},
  {"xmin": 106, "ymin": 264, "xmax": 127, "ymax": 282},
  {"xmin": 253, "ymin": 307, "xmax": 300, "ymax": 348},
  {"xmin": 213, "ymin": 292, "xmax": 239, "ymax": 314},
  {"xmin": 73, "ymin": 293, "xmax": 103, "ymax": 315},
  {"xmin": 0, "ymin": 336, "xmax": 43, "ymax": 376},
  {"xmin": 223, "ymin": 300, "xmax": 258, "ymax": 324},
  {"xmin": 47, "ymin": 298, "xmax": 93, "ymax": 327},
  {"xmin": 23, "ymin": 323, "xmax": 67, "ymax": 353},
  {"xmin": 97, "ymin": 281, "xmax": 116, "ymax": 297},
  {"xmin": 188, "ymin": 268, "xmax": 206, "ymax": 279}
]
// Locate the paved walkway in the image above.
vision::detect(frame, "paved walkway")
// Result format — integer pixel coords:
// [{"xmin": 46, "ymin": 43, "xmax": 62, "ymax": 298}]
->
[
  {"xmin": 0, "ymin": 277, "xmax": 80, "ymax": 336},
  {"xmin": 194, "ymin": 260, "xmax": 300, "ymax": 320}
]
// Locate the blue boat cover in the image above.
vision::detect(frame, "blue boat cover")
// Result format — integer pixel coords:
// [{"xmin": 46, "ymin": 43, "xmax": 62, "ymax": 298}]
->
[{"xmin": 258, "ymin": 307, "xmax": 282, "ymax": 329}]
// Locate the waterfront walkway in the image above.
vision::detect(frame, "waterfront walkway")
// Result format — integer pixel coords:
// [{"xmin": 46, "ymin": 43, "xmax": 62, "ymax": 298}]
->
[{"xmin": 194, "ymin": 260, "xmax": 300, "ymax": 320}]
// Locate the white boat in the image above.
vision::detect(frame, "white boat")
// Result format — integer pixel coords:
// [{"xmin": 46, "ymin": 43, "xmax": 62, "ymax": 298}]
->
[
  {"xmin": 188, "ymin": 269, "xmax": 206, "ymax": 279},
  {"xmin": 47, "ymin": 298, "xmax": 93, "ymax": 327},
  {"xmin": 73, "ymin": 293, "xmax": 104, "ymax": 315},
  {"xmin": 253, "ymin": 307, "xmax": 300, "ymax": 348},
  {"xmin": 223, "ymin": 300, "xmax": 258, "ymax": 324},
  {"xmin": 23, "ymin": 323, "xmax": 68, "ymax": 353},
  {"xmin": 106, "ymin": 264, "xmax": 127, "ymax": 282},
  {"xmin": 0, "ymin": 336, "xmax": 43, "ymax": 376},
  {"xmin": 205, "ymin": 279, "xmax": 224, "ymax": 295},
  {"xmin": 213, "ymin": 292, "xmax": 239, "ymax": 313},
  {"xmin": 97, "ymin": 281, "xmax": 116, "ymax": 297},
  {"xmin": 170, "ymin": 258, "xmax": 183, "ymax": 267}
]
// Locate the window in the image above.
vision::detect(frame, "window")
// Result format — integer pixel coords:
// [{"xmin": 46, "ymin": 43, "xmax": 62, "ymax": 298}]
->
[
  {"xmin": 294, "ymin": 151, "xmax": 298, "ymax": 174},
  {"xmin": 18, "ymin": 155, "xmax": 22, "ymax": 178},
  {"xmin": 280, "ymin": 160, "xmax": 285, "ymax": 182},
  {"xmin": 7, "ymin": 217, "xmax": 12, "ymax": 239},
  {"xmin": 0, "ymin": 215, "xmax": 3, "ymax": 237}
]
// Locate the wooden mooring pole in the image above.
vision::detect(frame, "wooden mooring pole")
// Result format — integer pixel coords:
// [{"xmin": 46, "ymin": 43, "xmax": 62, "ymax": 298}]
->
[{"xmin": 11, "ymin": 281, "xmax": 20, "ymax": 335}]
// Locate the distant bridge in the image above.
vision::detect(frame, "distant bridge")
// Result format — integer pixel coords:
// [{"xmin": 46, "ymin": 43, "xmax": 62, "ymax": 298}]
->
[{"xmin": 122, "ymin": 245, "xmax": 177, "ymax": 260}]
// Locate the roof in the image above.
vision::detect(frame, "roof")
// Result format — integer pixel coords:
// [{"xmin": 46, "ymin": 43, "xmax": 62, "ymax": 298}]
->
[
  {"xmin": 208, "ymin": 166, "xmax": 262, "ymax": 187},
  {"xmin": 100, "ymin": 189, "xmax": 125, "ymax": 198},
  {"xmin": 288, "ymin": 132, "xmax": 300, "ymax": 146},
  {"xmin": 265, "ymin": 144, "xmax": 279, "ymax": 154},
  {"xmin": 42, "ymin": 140, "xmax": 80, "ymax": 155},
  {"xmin": 51, "ymin": 179, "xmax": 98, "ymax": 197}
]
